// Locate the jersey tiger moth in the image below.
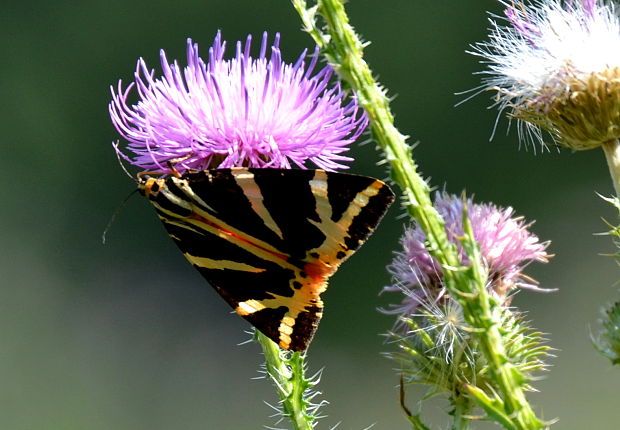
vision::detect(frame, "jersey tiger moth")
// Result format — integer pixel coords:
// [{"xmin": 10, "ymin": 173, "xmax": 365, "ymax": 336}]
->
[{"xmin": 139, "ymin": 167, "xmax": 394, "ymax": 351}]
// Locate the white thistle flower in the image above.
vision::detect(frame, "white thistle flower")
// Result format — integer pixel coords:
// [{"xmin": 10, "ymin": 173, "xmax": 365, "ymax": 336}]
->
[{"xmin": 472, "ymin": 0, "xmax": 620, "ymax": 150}]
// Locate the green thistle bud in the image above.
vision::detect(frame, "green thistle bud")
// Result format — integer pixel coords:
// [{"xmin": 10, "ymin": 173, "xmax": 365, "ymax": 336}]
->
[{"xmin": 594, "ymin": 301, "xmax": 620, "ymax": 365}]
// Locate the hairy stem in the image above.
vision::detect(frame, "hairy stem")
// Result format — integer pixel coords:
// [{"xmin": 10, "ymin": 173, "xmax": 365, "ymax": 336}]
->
[{"xmin": 257, "ymin": 331, "xmax": 315, "ymax": 430}]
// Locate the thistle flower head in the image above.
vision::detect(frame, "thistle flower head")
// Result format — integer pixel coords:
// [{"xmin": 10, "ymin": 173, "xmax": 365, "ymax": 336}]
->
[
  {"xmin": 385, "ymin": 193, "xmax": 550, "ymax": 313},
  {"xmin": 109, "ymin": 31, "xmax": 367, "ymax": 173},
  {"xmin": 383, "ymin": 194, "xmax": 551, "ymax": 405},
  {"xmin": 472, "ymin": 0, "xmax": 620, "ymax": 150}
]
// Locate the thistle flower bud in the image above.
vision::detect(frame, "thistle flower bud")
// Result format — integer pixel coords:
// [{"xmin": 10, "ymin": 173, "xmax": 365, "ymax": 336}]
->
[{"xmin": 472, "ymin": 0, "xmax": 620, "ymax": 150}]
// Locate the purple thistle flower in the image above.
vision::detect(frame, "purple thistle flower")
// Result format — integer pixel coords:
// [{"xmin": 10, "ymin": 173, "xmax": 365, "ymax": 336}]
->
[
  {"xmin": 384, "ymin": 193, "xmax": 550, "ymax": 315},
  {"xmin": 109, "ymin": 31, "xmax": 367, "ymax": 173}
]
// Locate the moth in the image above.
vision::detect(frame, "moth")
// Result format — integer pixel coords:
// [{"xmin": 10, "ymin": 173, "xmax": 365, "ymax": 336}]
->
[{"xmin": 139, "ymin": 168, "xmax": 394, "ymax": 351}]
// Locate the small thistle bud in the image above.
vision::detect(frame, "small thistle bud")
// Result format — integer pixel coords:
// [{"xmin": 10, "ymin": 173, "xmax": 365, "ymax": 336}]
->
[
  {"xmin": 472, "ymin": 0, "xmax": 620, "ymax": 150},
  {"xmin": 109, "ymin": 31, "xmax": 367, "ymax": 173}
]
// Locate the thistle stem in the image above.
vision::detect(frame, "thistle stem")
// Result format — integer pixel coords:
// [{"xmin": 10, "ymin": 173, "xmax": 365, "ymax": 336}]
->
[
  {"xmin": 602, "ymin": 139, "xmax": 620, "ymax": 198},
  {"xmin": 290, "ymin": 0, "xmax": 546, "ymax": 428},
  {"xmin": 451, "ymin": 395, "xmax": 472, "ymax": 430},
  {"xmin": 257, "ymin": 331, "xmax": 314, "ymax": 430}
]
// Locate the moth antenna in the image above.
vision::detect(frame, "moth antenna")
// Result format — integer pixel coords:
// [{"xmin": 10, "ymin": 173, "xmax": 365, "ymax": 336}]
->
[
  {"xmin": 101, "ymin": 188, "xmax": 140, "ymax": 245},
  {"xmin": 112, "ymin": 141, "xmax": 136, "ymax": 182}
]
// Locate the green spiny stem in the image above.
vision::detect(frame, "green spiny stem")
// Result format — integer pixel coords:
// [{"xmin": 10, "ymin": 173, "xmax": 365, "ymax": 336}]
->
[
  {"xmin": 460, "ymin": 209, "xmax": 545, "ymax": 429},
  {"xmin": 257, "ymin": 331, "xmax": 315, "ymax": 430},
  {"xmin": 602, "ymin": 139, "xmax": 620, "ymax": 199},
  {"xmin": 291, "ymin": 1, "xmax": 546, "ymax": 428}
]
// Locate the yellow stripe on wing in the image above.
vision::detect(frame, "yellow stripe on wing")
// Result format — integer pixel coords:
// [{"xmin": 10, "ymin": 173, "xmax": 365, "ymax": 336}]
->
[
  {"xmin": 231, "ymin": 170, "xmax": 285, "ymax": 240},
  {"xmin": 307, "ymin": 172, "xmax": 385, "ymax": 267},
  {"xmin": 184, "ymin": 254, "xmax": 266, "ymax": 273},
  {"xmin": 236, "ymin": 289, "xmax": 325, "ymax": 350}
]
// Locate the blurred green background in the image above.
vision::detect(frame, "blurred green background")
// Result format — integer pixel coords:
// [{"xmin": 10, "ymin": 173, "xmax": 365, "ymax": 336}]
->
[{"xmin": 2, "ymin": 0, "xmax": 619, "ymax": 428}]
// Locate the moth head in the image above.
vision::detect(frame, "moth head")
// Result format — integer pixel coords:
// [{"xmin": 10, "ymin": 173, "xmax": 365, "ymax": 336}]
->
[{"xmin": 137, "ymin": 175, "xmax": 162, "ymax": 198}]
